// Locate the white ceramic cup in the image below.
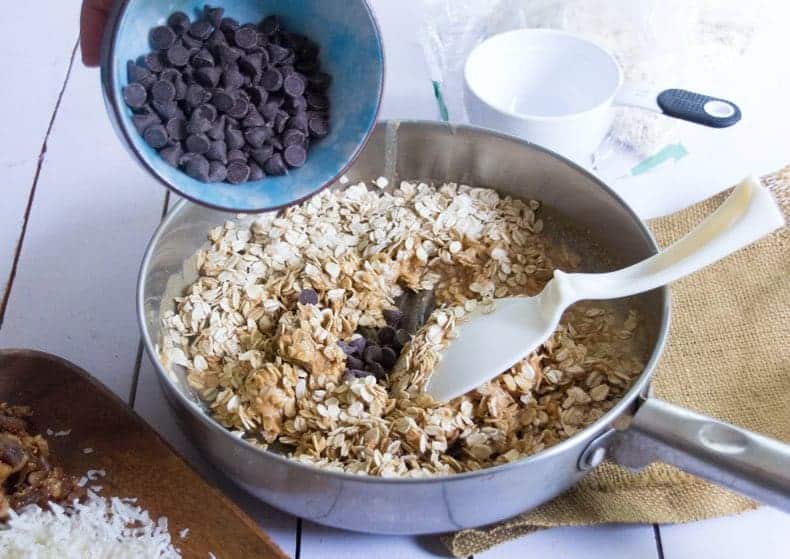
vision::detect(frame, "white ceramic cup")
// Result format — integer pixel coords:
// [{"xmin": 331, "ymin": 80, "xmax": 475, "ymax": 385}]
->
[{"xmin": 464, "ymin": 29, "xmax": 741, "ymax": 164}]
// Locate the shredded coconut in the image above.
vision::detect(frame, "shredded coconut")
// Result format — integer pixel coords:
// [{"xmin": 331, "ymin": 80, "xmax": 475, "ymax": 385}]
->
[{"xmin": 0, "ymin": 491, "xmax": 181, "ymax": 558}]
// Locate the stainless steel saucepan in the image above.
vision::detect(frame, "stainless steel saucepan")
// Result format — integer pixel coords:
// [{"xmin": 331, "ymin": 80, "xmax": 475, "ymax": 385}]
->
[{"xmin": 138, "ymin": 121, "xmax": 790, "ymax": 534}]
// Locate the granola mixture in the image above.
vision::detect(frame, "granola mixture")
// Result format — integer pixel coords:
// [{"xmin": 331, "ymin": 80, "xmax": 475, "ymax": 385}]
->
[
  {"xmin": 160, "ymin": 180, "xmax": 646, "ymax": 476},
  {"xmin": 0, "ymin": 403, "xmax": 81, "ymax": 519}
]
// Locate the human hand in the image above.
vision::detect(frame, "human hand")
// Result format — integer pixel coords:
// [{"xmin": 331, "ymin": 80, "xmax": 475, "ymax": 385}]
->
[{"xmin": 80, "ymin": 0, "xmax": 113, "ymax": 66}]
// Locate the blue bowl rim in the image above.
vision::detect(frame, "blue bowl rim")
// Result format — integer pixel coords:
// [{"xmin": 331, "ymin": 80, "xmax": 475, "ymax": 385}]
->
[{"xmin": 99, "ymin": 0, "xmax": 385, "ymax": 214}]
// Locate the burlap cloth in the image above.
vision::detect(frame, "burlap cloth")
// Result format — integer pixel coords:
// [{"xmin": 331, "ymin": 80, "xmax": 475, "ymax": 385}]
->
[{"xmin": 445, "ymin": 167, "xmax": 790, "ymax": 557}]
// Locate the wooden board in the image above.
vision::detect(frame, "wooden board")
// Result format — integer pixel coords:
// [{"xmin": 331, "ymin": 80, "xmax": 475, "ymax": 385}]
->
[{"xmin": 0, "ymin": 349, "xmax": 289, "ymax": 559}]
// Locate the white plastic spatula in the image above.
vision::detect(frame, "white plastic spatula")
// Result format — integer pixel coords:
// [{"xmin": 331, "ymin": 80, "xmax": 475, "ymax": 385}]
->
[{"xmin": 425, "ymin": 177, "xmax": 786, "ymax": 403}]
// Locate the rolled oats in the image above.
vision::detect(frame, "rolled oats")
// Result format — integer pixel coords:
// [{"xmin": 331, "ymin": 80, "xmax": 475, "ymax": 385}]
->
[{"xmin": 160, "ymin": 180, "xmax": 647, "ymax": 476}]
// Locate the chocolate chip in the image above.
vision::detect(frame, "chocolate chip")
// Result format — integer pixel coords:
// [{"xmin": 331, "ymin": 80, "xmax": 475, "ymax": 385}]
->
[
  {"xmin": 260, "ymin": 15, "xmax": 281, "ymax": 35},
  {"xmin": 288, "ymin": 113, "xmax": 308, "ymax": 133},
  {"xmin": 181, "ymin": 33, "xmax": 203, "ymax": 50},
  {"xmin": 189, "ymin": 20, "xmax": 214, "ymax": 40},
  {"xmin": 184, "ymin": 154, "xmax": 210, "ymax": 181},
  {"xmin": 191, "ymin": 48, "xmax": 215, "ymax": 68},
  {"xmin": 208, "ymin": 160, "xmax": 227, "ymax": 182},
  {"xmin": 263, "ymin": 153, "xmax": 287, "ymax": 176},
  {"xmin": 241, "ymin": 108, "xmax": 266, "ymax": 128},
  {"xmin": 249, "ymin": 145, "xmax": 274, "ymax": 166},
  {"xmin": 207, "ymin": 115, "xmax": 226, "ymax": 140},
  {"xmin": 173, "ymin": 77, "xmax": 187, "ymax": 100},
  {"xmin": 369, "ymin": 361, "xmax": 386, "ymax": 379},
  {"xmin": 185, "ymin": 84, "xmax": 209, "ymax": 108},
  {"xmin": 378, "ymin": 326, "xmax": 395, "ymax": 346},
  {"xmin": 143, "ymin": 125, "xmax": 168, "ymax": 148},
  {"xmin": 274, "ymin": 111, "xmax": 290, "ymax": 134},
  {"xmin": 283, "ymin": 144, "xmax": 307, "ymax": 168},
  {"xmin": 282, "ymin": 128, "xmax": 305, "ymax": 147},
  {"xmin": 204, "ymin": 5, "xmax": 224, "ymax": 27},
  {"xmin": 206, "ymin": 28, "xmax": 228, "ymax": 51},
  {"xmin": 226, "ymin": 160, "xmax": 250, "ymax": 184},
  {"xmin": 123, "ymin": 83, "xmax": 148, "ymax": 108},
  {"xmin": 267, "ymin": 94, "xmax": 285, "ymax": 108},
  {"xmin": 186, "ymin": 134, "xmax": 211, "ymax": 154},
  {"xmin": 337, "ymin": 341, "xmax": 356, "ymax": 356},
  {"xmin": 269, "ymin": 43, "xmax": 291, "ymax": 64},
  {"xmin": 216, "ymin": 45, "xmax": 243, "ymax": 66},
  {"xmin": 127, "ymin": 61, "xmax": 155, "ymax": 89},
  {"xmin": 220, "ymin": 17, "xmax": 240, "ymax": 33},
  {"xmin": 206, "ymin": 139, "xmax": 228, "ymax": 162},
  {"xmin": 165, "ymin": 117, "xmax": 187, "ymax": 140},
  {"xmin": 165, "ymin": 43, "xmax": 191, "ymax": 67},
  {"xmin": 248, "ymin": 86, "xmax": 269, "ymax": 106},
  {"xmin": 248, "ymin": 161, "xmax": 264, "ymax": 181},
  {"xmin": 196, "ymin": 103, "xmax": 217, "ymax": 122},
  {"xmin": 261, "ymin": 69, "xmax": 283, "ymax": 92},
  {"xmin": 298, "ymin": 288, "xmax": 319, "ymax": 305},
  {"xmin": 380, "ymin": 347, "xmax": 398, "ymax": 369},
  {"xmin": 283, "ymin": 74, "xmax": 305, "ymax": 97},
  {"xmin": 225, "ymin": 126, "xmax": 245, "ymax": 150},
  {"xmin": 152, "ymin": 99, "xmax": 179, "ymax": 119},
  {"xmin": 151, "ymin": 80, "xmax": 176, "ymax": 102},
  {"xmin": 209, "ymin": 91, "xmax": 234, "ymax": 113},
  {"xmin": 244, "ymin": 127, "xmax": 270, "ymax": 148},
  {"xmin": 195, "ymin": 66, "xmax": 222, "ymax": 88},
  {"xmin": 144, "ymin": 52, "xmax": 165, "ymax": 73},
  {"xmin": 227, "ymin": 149, "xmax": 247, "ymax": 162},
  {"xmin": 167, "ymin": 12, "xmax": 190, "ymax": 36},
  {"xmin": 346, "ymin": 355, "xmax": 365, "ymax": 370},
  {"xmin": 239, "ymin": 53, "xmax": 264, "ymax": 77},
  {"xmin": 350, "ymin": 337, "xmax": 367, "ymax": 355},
  {"xmin": 187, "ymin": 114, "xmax": 212, "ymax": 135},
  {"xmin": 260, "ymin": 101, "xmax": 279, "ymax": 122},
  {"xmin": 150, "ymin": 26, "xmax": 176, "ymax": 51},
  {"xmin": 159, "ymin": 68, "xmax": 180, "ymax": 82},
  {"xmin": 266, "ymin": 136, "xmax": 283, "ymax": 152},
  {"xmin": 160, "ymin": 144, "xmax": 182, "ymax": 167},
  {"xmin": 132, "ymin": 112, "xmax": 160, "ymax": 134},
  {"xmin": 222, "ymin": 67, "xmax": 245, "ymax": 90},
  {"xmin": 234, "ymin": 27, "xmax": 259, "ymax": 50},
  {"xmin": 382, "ymin": 309, "xmax": 403, "ymax": 328},
  {"xmin": 227, "ymin": 97, "xmax": 250, "ymax": 119},
  {"xmin": 364, "ymin": 345, "xmax": 383, "ymax": 365},
  {"xmin": 308, "ymin": 116, "xmax": 329, "ymax": 138}
]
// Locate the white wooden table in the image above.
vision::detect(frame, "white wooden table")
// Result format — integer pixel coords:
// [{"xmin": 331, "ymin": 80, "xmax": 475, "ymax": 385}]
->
[{"xmin": 0, "ymin": 1, "xmax": 787, "ymax": 557}]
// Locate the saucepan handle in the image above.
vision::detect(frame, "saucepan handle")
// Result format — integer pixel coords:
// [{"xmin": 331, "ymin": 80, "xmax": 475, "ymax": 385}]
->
[
  {"xmin": 615, "ymin": 87, "xmax": 741, "ymax": 128},
  {"xmin": 609, "ymin": 398, "xmax": 790, "ymax": 512}
]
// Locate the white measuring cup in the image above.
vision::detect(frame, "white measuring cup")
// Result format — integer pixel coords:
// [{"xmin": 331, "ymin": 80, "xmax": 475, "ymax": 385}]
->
[{"xmin": 464, "ymin": 29, "xmax": 741, "ymax": 164}]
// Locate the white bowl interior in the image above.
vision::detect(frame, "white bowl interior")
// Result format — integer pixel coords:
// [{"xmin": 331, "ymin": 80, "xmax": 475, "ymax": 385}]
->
[{"xmin": 466, "ymin": 30, "xmax": 622, "ymax": 118}]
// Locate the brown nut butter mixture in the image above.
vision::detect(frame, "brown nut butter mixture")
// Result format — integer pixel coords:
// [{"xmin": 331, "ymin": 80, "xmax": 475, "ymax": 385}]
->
[{"xmin": 160, "ymin": 180, "xmax": 646, "ymax": 476}]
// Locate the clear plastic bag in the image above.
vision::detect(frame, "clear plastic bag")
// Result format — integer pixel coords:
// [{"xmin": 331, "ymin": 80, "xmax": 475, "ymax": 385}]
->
[{"xmin": 418, "ymin": 0, "xmax": 766, "ymax": 164}]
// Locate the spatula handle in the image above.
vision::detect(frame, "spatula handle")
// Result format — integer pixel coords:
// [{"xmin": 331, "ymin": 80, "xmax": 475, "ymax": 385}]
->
[{"xmin": 556, "ymin": 176, "xmax": 785, "ymax": 303}]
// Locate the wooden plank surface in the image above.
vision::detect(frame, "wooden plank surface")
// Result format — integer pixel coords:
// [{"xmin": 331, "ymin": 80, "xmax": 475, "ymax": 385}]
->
[
  {"xmin": 0, "ymin": 349, "xmax": 288, "ymax": 559},
  {"xmin": 0, "ymin": 0, "xmax": 787, "ymax": 557},
  {"xmin": 0, "ymin": 0, "xmax": 81, "ymax": 298},
  {"xmin": 0, "ymin": 55, "xmax": 167, "ymax": 398}
]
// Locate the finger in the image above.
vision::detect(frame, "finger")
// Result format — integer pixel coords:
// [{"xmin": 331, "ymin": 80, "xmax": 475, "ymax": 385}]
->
[{"xmin": 80, "ymin": 0, "xmax": 113, "ymax": 67}]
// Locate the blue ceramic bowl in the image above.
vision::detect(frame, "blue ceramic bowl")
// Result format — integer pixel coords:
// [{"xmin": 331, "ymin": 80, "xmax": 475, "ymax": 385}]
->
[{"xmin": 101, "ymin": 0, "xmax": 383, "ymax": 212}]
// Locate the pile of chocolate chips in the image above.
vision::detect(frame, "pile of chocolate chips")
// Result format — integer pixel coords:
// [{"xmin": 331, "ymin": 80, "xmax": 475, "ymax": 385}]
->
[
  {"xmin": 123, "ymin": 5, "xmax": 331, "ymax": 184},
  {"xmin": 341, "ymin": 290, "xmax": 436, "ymax": 382}
]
